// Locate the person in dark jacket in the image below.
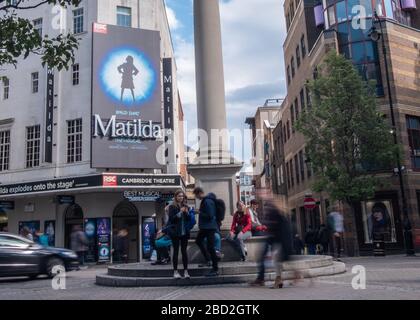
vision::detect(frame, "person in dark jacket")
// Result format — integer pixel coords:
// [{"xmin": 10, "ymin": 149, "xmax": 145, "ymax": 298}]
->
[
  {"xmin": 193, "ymin": 187, "xmax": 219, "ymax": 277},
  {"xmin": 293, "ymin": 234, "xmax": 304, "ymax": 255},
  {"xmin": 305, "ymin": 226, "xmax": 317, "ymax": 255},
  {"xmin": 114, "ymin": 229, "xmax": 129, "ymax": 263},
  {"xmin": 317, "ymin": 224, "xmax": 330, "ymax": 255},
  {"xmin": 167, "ymin": 190, "xmax": 191, "ymax": 279},
  {"xmin": 250, "ymin": 188, "xmax": 294, "ymax": 288}
]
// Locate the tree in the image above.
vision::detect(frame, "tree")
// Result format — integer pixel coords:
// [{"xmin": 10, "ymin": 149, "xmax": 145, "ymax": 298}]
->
[
  {"xmin": 295, "ymin": 51, "xmax": 397, "ymax": 253},
  {"xmin": 0, "ymin": 0, "xmax": 81, "ymax": 70}
]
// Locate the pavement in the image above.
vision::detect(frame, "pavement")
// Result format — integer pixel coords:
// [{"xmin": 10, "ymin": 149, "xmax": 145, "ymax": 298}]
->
[{"xmin": 0, "ymin": 255, "xmax": 419, "ymax": 300}]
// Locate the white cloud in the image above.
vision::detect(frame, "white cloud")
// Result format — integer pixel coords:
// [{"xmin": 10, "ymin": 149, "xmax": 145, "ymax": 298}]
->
[
  {"xmin": 165, "ymin": 6, "xmax": 181, "ymax": 31},
  {"xmin": 167, "ymin": 0, "xmax": 287, "ymax": 164}
]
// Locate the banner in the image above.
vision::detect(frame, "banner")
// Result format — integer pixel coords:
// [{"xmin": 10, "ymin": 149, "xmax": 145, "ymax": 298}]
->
[
  {"xmin": 142, "ymin": 217, "xmax": 156, "ymax": 260},
  {"xmin": 84, "ymin": 219, "xmax": 97, "ymax": 263},
  {"xmin": 45, "ymin": 69, "xmax": 54, "ymax": 163},
  {"xmin": 97, "ymin": 218, "xmax": 111, "ymax": 262},
  {"xmin": 91, "ymin": 23, "xmax": 163, "ymax": 169}
]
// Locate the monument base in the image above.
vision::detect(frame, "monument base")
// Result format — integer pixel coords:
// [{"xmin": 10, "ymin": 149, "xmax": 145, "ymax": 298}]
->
[{"xmin": 188, "ymin": 155, "xmax": 243, "ymax": 231}]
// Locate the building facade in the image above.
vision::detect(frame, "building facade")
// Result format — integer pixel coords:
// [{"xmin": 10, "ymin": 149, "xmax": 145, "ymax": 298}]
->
[
  {"xmin": 0, "ymin": 0, "xmax": 185, "ymax": 263},
  {"xmin": 275, "ymin": 0, "xmax": 420, "ymax": 255}
]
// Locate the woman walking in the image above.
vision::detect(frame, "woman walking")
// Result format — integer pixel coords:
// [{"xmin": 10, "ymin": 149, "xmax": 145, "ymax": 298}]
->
[{"xmin": 167, "ymin": 190, "xmax": 192, "ymax": 279}]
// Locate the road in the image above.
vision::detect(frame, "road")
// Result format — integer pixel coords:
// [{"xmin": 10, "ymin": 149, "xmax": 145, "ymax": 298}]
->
[{"xmin": 0, "ymin": 255, "xmax": 419, "ymax": 300}]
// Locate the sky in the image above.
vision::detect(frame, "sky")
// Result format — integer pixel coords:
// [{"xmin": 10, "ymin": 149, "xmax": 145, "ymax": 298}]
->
[{"xmin": 164, "ymin": 0, "xmax": 287, "ymax": 167}]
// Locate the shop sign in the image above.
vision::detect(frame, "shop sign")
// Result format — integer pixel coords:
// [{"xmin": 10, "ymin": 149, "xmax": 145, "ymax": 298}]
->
[
  {"xmin": 57, "ymin": 195, "xmax": 75, "ymax": 205},
  {"xmin": 123, "ymin": 190, "xmax": 161, "ymax": 202},
  {"xmin": 0, "ymin": 201, "xmax": 14, "ymax": 210}
]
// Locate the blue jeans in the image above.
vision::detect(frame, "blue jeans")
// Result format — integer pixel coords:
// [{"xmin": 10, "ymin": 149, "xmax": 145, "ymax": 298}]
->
[{"xmin": 203, "ymin": 232, "xmax": 221, "ymax": 252}]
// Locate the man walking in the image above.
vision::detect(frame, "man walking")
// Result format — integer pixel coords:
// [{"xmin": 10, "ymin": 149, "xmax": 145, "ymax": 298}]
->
[
  {"xmin": 193, "ymin": 187, "xmax": 219, "ymax": 277},
  {"xmin": 328, "ymin": 206, "xmax": 344, "ymax": 260}
]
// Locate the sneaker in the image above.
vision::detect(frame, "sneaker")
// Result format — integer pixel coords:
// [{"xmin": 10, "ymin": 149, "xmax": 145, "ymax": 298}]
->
[
  {"xmin": 198, "ymin": 261, "xmax": 212, "ymax": 268},
  {"xmin": 184, "ymin": 270, "xmax": 190, "ymax": 279},
  {"xmin": 205, "ymin": 270, "xmax": 219, "ymax": 277},
  {"xmin": 240, "ymin": 255, "xmax": 246, "ymax": 262},
  {"xmin": 151, "ymin": 260, "xmax": 163, "ymax": 266},
  {"xmin": 173, "ymin": 270, "xmax": 182, "ymax": 279}
]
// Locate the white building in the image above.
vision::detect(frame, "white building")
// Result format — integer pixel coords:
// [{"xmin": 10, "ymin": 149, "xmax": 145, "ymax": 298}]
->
[{"xmin": 0, "ymin": 0, "xmax": 185, "ymax": 263}]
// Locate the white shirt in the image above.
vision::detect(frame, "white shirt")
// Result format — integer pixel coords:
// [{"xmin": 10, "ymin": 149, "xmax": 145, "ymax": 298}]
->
[{"xmin": 330, "ymin": 211, "xmax": 344, "ymax": 233}]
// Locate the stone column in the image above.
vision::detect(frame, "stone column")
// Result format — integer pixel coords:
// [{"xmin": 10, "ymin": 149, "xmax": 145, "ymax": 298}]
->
[{"xmin": 189, "ymin": 0, "xmax": 242, "ymax": 232}]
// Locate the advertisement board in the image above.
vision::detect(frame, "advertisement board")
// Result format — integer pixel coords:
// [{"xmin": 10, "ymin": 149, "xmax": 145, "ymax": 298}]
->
[
  {"xmin": 84, "ymin": 218, "xmax": 97, "ymax": 263},
  {"xmin": 44, "ymin": 220, "xmax": 55, "ymax": 247},
  {"xmin": 141, "ymin": 217, "xmax": 156, "ymax": 260},
  {"xmin": 97, "ymin": 218, "xmax": 111, "ymax": 262},
  {"xmin": 91, "ymin": 23, "xmax": 163, "ymax": 169}
]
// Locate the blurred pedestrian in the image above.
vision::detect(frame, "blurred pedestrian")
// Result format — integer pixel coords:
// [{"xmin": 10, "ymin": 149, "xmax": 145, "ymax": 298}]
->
[
  {"xmin": 328, "ymin": 206, "xmax": 344, "ymax": 260},
  {"xmin": 167, "ymin": 190, "xmax": 191, "ymax": 279},
  {"xmin": 227, "ymin": 201, "xmax": 252, "ymax": 261},
  {"xmin": 193, "ymin": 187, "xmax": 219, "ymax": 277},
  {"xmin": 250, "ymin": 188, "xmax": 294, "ymax": 289},
  {"xmin": 35, "ymin": 230, "xmax": 49, "ymax": 246},
  {"xmin": 248, "ymin": 200, "xmax": 267, "ymax": 236},
  {"xmin": 317, "ymin": 224, "xmax": 330, "ymax": 255},
  {"xmin": 293, "ymin": 234, "xmax": 304, "ymax": 255},
  {"xmin": 70, "ymin": 225, "xmax": 88, "ymax": 266},
  {"xmin": 305, "ymin": 226, "xmax": 317, "ymax": 255},
  {"xmin": 114, "ymin": 229, "xmax": 129, "ymax": 263},
  {"xmin": 21, "ymin": 226, "xmax": 33, "ymax": 241}
]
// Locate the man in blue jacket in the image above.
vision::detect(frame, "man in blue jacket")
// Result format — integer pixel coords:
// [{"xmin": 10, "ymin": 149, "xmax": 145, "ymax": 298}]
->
[{"xmin": 193, "ymin": 187, "xmax": 219, "ymax": 277}]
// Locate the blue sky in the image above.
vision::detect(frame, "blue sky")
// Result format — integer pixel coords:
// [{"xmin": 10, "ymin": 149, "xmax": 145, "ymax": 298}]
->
[{"xmin": 164, "ymin": 0, "xmax": 287, "ymax": 167}]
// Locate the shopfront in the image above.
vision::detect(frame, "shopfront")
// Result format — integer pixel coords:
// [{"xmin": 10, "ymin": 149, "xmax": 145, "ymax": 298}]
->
[{"xmin": 0, "ymin": 173, "xmax": 183, "ymax": 263}]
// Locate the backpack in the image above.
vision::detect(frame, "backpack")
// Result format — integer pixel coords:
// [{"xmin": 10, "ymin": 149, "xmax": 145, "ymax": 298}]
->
[
  {"xmin": 214, "ymin": 198, "xmax": 226, "ymax": 224},
  {"xmin": 186, "ymin": 207, "xmax": 196, "ymax": 231}
]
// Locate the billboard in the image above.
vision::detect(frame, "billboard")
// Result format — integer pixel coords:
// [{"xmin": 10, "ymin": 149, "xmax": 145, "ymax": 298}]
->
[{"xmin": 91, "ymin": 23, "xmax": 163, "ymax": 169}]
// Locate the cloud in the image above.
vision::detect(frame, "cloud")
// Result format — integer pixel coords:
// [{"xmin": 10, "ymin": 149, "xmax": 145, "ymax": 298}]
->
[
  {"xmin": 165, "ymin": 6, "xmax": 181, "ymax": 31},
  {"xmin": 166, "ymin": 0, "xmax": 287, "ymax": 164}
]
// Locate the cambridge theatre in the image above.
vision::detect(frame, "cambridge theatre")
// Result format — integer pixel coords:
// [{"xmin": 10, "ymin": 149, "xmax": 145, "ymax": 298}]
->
[{"xmin": 0, "ymin": 0, "xmax": 187, "ymax": 264}]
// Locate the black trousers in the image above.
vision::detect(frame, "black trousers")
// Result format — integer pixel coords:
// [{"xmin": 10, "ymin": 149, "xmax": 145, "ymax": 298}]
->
[
  {"xmin": 196, "ymin": 229, "xmax": 218, "ymax": 271},
  {"xmin": 172, "ymin": 236, "xmax": 189, "ymax": 271}
]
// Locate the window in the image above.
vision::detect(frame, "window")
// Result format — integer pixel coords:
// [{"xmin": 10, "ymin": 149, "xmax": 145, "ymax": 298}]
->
[
  {"xmin": 301, "ymin": 34, "xmax": 306, "ymax": 58},
  {"xmin": 327, "ymin": 5, "xmax": 336, "ymax": 26},
  {"xmin": 283, "ymin": 125, "xmax": 287, "ymax": 143},
  {"xmin": 73, "ymin": 8, "xmax": 84, "ymax": 34},
  {"xmin": 286, "ymin": 161, "xmax": 291, "ymax": 189},
  {"xmin": 291, "ymin": 104, "xmax": 295, "ymax": 131},
  {"xmin": 407, "ymin": 116, "xmax": 420, "ymax": 169},
  {"xmin": 67, "ymin": 119, "xmax": 82, "ymax": 163},
  {"xmin": 2, "ymin": 77, "xmax": 9, "ymax": 100},
  {"xmin": 295, "ymin": 97, "xmax": 299, "ymax": 121},
  {"xmin": 117, "ymin": 6, "xmax": 132, "ymax": 27},
  {"xmin": 300, "ymin": 89, "xmax": 305, "ymax": 112},
  {"xmin": 0, "ymin": 130, "xmax": 10, "ymax": 171},
  {"xmin": 306, "ymin": 86, "xmax": 311, "ymax": 108},
  {"xmin": 72, "ymin": 64, "xmax": 80, "ymax": 85},
  {"xmin": 305, "ymin": 147, "xmax": 312, "ymax": 178},
  {"xmin": 299, "ymin": 150, "xmax": 305, "ymax": 182},
  {"xmin": 31, "ymin": 72, "xmax": 39, "ymax": 93},
  {"xmin": 287, "ymin": 66, "xmax": 291, "ymax": 86},
  {"xmin": 290, "ymin": 161, "xmax": 295, "ymax": 187},
  {"xmin": 295, "ymin": 154, "xmax": 300, "ymax": 184},
  {"xmin": 296, "ymin": 45, "xmax": 301, "ymax": 67},
  {"xmin": 291, "ymin": 57, "xmax": 295, "ymax": 77},
  {"xmin": 33, "ymin": 18, "xmax": 43, "ymax": 37},
  {"xmin": 287, "ymin": 120, "xmax": 291, "ymax": 140},
  {"xmin": 336, "ymin": 1, "xmax": 346, "ymax": 23},
  {"xmin": 26, "ymin": 125, "xmax": 41, "ymax": 168}
]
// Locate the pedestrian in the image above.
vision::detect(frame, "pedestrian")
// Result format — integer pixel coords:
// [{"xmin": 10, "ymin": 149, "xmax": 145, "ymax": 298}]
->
[
  {"xmin": 248, "ymin": 200, "xmax": 267, "ymax": 236},
  {"xmin": 152, "ymin": 228, "xmax": 172, "ymax": 265},
  {"xmin": 167, "ymin": 190, "xmax": 192, "ymax": 279},
  {"xmin": 317, "ymin": 224, "xmax": 330, "ymax": 255},
  {"xmin": 193, "ymin": 187, "xmax": 220, "ymax": 277},
  {"xmin": 114, "ymin": 229, "xmax": 129, "ymax": 263},
  {"xmin": 227, "ymin": 201, "xmax": 252, "ymax": 261},
  {"xmin": 21, "ymin": 226, "xmax": 34, "ymax": 241},
  {"xmin": 305, "ymin": 226, "xmax": 317, "ymax": 255},
  {"xmin": 328, "ymin": 206, "xmax": 344, "ymax": 260},
  {"xmin": 70, "ymin": 225, "xmax": 88, "ymax": 266},
  {"xmin": 35, "ymin": 230, "xmax": 49, "ymax": 246},
  {"xmin": 250, "ymin": 187, "xmax": 294, "ymax": 288},
  {"xmin": 293, "ymin": 234, "xmax": 304, "ymax": 255}
]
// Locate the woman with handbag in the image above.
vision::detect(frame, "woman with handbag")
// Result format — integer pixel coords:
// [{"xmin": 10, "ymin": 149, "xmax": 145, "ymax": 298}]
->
[
  {"xmin": 227, "ymin": 201, "xmax": 252, "ymax": 261},
  {"xmin": 167, "ymin": 190, "xmax": 192, "ymax": 279}
]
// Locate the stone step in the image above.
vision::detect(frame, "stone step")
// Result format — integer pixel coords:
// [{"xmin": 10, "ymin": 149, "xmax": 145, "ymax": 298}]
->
[
  {"xmin": 96, "ymin": 261, "xmax": 346, "ymax": 287},
  {"xmin": 107, "ymin": 255, "xmax": 334, "ymax": 278}
]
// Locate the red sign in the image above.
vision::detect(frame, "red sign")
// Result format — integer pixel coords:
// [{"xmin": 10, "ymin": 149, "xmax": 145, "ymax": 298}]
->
[
  {"xmin": 304, "ymin": 197, "xmax": 317, "ymax": 210},
  {"xmin": 93, "ymin": 23, "xmax": 107, "ymax": 34},
  {"xmin": 103, "ymin": 175, "xmax": 117, "ymax": 187}
]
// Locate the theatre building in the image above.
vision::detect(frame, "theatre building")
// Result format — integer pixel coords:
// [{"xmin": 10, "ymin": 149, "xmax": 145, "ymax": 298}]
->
[{"xmin": 0, "ymin": 0, "xmax": 186, "ymax": 263}]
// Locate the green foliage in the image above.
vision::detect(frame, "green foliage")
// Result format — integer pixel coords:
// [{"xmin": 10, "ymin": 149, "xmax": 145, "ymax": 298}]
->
[
  {"xmin": 295, "ymin": 51, "xmax": 397, "ymax": 204},
  {"xmin": 0, "ymin": 0, "xmax": 81, "ymax": 70}
]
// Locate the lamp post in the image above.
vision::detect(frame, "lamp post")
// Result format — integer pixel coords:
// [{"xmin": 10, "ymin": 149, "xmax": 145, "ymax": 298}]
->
[{"xmin": 369, "ymin": 11, "xmax": 415, "ymax": 255}]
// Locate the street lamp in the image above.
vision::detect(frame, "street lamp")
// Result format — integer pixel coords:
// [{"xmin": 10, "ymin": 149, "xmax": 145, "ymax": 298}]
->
[{"xmin": 369, "ymin": 11, "xmax": 415, "ymax": 256}]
